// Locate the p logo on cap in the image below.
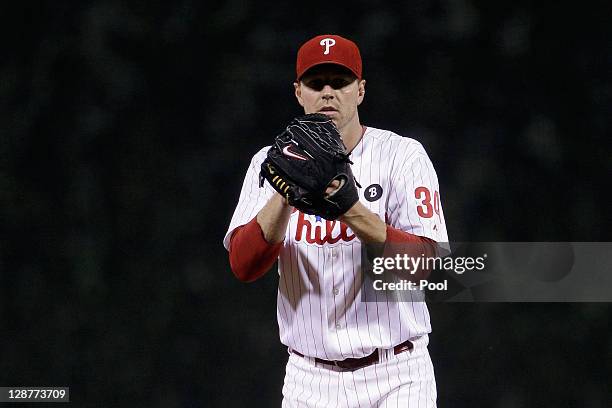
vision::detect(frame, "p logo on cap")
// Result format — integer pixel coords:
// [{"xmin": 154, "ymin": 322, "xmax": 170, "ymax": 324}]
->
[
  {"xmin": 296, "ymin": 34, "xmax": 362, "ymax": 80},
  {"xmin": 320, "ymin": 38, "xmax": 336, "ymax": 55}
]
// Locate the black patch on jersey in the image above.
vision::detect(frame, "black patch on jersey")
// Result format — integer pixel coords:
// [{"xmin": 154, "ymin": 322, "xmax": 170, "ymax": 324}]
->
[{"xmin": 364, "ymin": 184, "xmax": 383, "ymax": 201}]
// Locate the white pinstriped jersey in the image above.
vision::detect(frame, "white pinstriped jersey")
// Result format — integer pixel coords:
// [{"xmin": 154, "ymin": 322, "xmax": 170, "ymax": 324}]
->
[{"xmin": 224, "ymin": 126, "xmax": 448, "ymax": 361}]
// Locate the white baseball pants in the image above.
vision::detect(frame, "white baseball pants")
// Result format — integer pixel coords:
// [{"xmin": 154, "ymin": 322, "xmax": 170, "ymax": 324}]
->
[{"xmin": 281, "ymin": 335, "xmax": 437, "ymax": 408}]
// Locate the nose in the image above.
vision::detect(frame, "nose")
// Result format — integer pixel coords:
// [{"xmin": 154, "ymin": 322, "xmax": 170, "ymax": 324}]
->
[{"xmin": 321, "ymin": 84, "xmax": 334, "ymax": 100}]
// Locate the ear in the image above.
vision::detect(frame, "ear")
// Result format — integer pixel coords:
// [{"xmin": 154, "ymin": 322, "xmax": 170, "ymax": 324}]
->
[
  {"xmin": 357, "ymin": 79, "xmax": 366, "ymax": 105},
  {"xmin": 294, "ymin": 82, "xmax": 304, "ymax": 107}
]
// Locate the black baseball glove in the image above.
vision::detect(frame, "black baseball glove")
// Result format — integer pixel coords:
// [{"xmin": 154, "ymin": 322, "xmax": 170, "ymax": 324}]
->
[{"xmin": 259, "ymin": 113, "xmax": 360, "ymax": 220}]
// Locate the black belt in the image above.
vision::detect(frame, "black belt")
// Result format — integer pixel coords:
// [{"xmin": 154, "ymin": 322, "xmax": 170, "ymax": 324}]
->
[{"xmin": 291, "ymin": 339, "xmax": 413, "ymax": 372}]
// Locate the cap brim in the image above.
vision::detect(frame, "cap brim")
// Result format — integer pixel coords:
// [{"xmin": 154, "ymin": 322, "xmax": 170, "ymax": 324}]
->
[{"xmin": 297, "ymin": 61, "xmax": 360, "ymax": 81}]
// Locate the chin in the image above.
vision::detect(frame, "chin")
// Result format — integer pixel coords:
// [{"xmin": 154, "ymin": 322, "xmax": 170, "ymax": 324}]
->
[{"xmin": 332, "ymin": 119, "xmax": 345, "ymax": 130}]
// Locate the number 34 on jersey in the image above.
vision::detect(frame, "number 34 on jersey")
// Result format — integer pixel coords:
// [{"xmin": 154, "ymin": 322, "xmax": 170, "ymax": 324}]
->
[{"xmin": 415, "ymin": 186, "xmax": 442, "ymax": 222}]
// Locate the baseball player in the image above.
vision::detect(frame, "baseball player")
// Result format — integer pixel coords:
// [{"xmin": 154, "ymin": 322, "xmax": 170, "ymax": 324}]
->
[{"xmin": 224, "ymin": 34, "xmax": 448, "ymax": 407}]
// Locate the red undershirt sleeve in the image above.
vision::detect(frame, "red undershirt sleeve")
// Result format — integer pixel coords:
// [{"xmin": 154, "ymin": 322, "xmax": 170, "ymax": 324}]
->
[
  {"xmin": 228, "ymin": 216, "xmax": 283, "ymax": 282},
  {"xmin": 385, "ymin": 224, "xmax": 438, "ymax": 279}
]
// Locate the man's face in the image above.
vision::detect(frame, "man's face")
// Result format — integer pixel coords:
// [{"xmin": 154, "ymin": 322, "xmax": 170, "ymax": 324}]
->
[{"xmin": 294, "ymin": 64, "xmax": 366, "ymax": 131}]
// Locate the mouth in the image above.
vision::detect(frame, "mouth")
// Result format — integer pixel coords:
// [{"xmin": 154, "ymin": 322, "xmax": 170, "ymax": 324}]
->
[{"xmin": 318, "ymin": 106, "xmax": 338, "ymax": 116}]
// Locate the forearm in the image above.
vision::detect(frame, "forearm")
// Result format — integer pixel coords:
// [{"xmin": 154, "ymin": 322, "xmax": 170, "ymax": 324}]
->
[
  {"xmin": 228, "ymin": 193, "xmax": 292, "ymax": 282},
  {"xmin": 340, "ymin": 202, "xmax": 437, "ymax": 279},
  {"xmin": 229, "ymin": 216, "xmax": 282, "ymax": 282},
  {"xmin": 256, "ymin": 193, "xmax": 294, "ymax": 244},
  {"xmin": 340, "ymin": 201, "xmax": 436, "ymax": 254},
  {"xmin": 339, "ymin": 201, "xmax": 387, "ymax": 243}
]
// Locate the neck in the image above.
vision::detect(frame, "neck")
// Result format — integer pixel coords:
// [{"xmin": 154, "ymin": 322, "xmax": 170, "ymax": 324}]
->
[{"xmin": 338, "ymin": 116, "xmax": 363, "ymax": 153}]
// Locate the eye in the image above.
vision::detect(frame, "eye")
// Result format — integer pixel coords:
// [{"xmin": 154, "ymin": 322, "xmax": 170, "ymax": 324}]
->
[
  {"xmin": 305, "ymin": 79, "xmax": 324, "ymax": 91},
  {"xmin": 330, "ymin": 78, "xmax": 351, "ymax": 89}
]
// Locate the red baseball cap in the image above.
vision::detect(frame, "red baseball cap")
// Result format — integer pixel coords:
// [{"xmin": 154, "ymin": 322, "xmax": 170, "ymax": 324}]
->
[{"xmin": 296, "ymin": 34, "xmax": 362, "ymax": 80}]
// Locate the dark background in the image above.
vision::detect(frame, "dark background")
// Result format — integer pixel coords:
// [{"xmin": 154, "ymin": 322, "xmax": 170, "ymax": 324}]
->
[{"xmin": 1, "ymin": 1, "xmax": 610, "ymax": 407}]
